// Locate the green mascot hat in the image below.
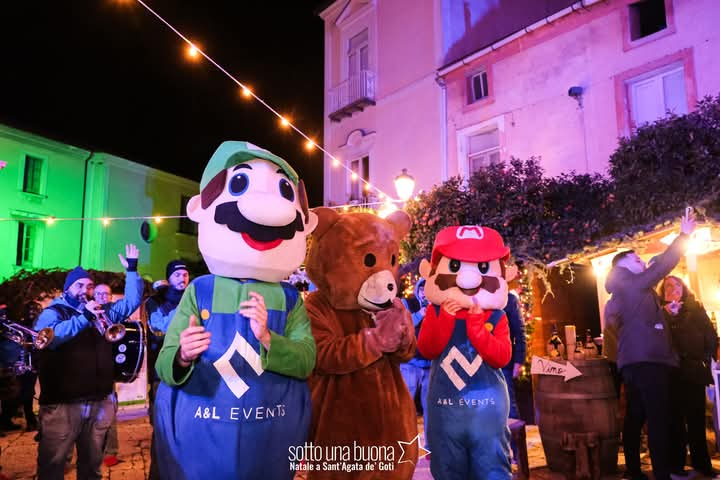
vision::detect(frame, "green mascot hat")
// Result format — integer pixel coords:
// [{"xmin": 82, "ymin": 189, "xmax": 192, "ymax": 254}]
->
[{"xmin": 200, "ymin": 141, "xmax": 299, "ymax": 191}]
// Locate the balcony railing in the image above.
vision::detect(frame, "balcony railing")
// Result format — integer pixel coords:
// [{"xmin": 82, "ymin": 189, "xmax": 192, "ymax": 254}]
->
[{"xmin": 328, "ymin": 70, "xmax": 376, "ymax": 122}]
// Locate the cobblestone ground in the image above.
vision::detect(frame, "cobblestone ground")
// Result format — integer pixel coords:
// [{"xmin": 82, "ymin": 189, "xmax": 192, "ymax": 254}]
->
[{"xmin": 1, "ymin": 409, "xmax": 719, "ymax": 480}]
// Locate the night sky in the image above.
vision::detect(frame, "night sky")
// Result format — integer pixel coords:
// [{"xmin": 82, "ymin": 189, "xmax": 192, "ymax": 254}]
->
[{"xmin": 0, "ymin": 0, "xmax": 325, "ymax": 206}]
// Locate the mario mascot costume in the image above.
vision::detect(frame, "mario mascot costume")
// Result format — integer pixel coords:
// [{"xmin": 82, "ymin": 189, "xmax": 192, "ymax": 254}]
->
[
  {"xmin": 152, "ymin": 142, "xmax": 318, "ymax": 480},
  {"xmin": 418, "ymin": 225, "xmax": 514, "ymax": 480}
]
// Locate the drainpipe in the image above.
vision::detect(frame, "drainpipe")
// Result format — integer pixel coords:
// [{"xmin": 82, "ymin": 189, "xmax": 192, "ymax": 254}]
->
[
  {"xmin": 436, "ymin": 75, "xmax": 449, "ymax": 182},
  {"xmin": 78, "ymin": 151, "xmax": 94, "ymax": 265}
]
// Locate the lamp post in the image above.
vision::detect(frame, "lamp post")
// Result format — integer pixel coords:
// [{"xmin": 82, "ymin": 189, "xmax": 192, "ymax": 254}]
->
[{"xmin": 393, "ymin": 168, "xmax": 415, "ymax": 202}]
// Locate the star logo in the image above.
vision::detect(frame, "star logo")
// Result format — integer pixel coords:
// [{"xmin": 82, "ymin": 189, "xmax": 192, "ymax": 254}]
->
[
  {"xmin": 213, "ymin": 332, "xmax": 264, "ymax": 398},
  {"xmin": 440, "ymin": 346, "xmax": 483, "ymax": 391},
  {"xmin": 397, "ymin": 434, "xmax": 431, "ymax": 465}
]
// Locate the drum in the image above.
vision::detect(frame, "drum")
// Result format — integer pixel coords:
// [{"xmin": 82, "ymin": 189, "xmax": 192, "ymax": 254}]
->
[{"xmin": 113, "ymin": 320, "xmax": 145, "ymax": 383}]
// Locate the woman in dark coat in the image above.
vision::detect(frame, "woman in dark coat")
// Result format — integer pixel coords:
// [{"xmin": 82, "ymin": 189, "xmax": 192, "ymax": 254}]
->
[{"xmin": 660, "ymin": 275, "xmax": 718, "ymax": 477}]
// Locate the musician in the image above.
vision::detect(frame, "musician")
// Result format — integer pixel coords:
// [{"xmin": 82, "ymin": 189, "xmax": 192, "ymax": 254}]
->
[
  {"xmin": 34, "ymin": 244, "xmax": 143, "ymax": 480},
  {"xmin": 94, "ymin": 284, "xmax": 120, "ymax": 468},
  {"xmin": 0, "ymin": 304, "xmax": 22, "ymax": 433}
]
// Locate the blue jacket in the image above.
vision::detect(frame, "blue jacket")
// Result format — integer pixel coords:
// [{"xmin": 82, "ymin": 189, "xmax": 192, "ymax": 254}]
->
[
  {"xmin": 35, "ymin": 271, "xmax": 143, "ymax": 348},
  {"xmin": 34, "ymin": 270, "xmax": 143, "ymax": 404}
]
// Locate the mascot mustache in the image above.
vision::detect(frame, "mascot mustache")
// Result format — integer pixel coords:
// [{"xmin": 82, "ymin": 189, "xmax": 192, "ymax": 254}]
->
[{"xmin": 214, "ymin": 201, "xmax": 305, "ymax": 242}]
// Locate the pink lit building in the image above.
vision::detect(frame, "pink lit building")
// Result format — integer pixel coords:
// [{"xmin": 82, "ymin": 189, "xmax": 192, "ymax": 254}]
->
[{"xmin": 319, "ymin": 0, "xmax": 720, "ymax": 205}]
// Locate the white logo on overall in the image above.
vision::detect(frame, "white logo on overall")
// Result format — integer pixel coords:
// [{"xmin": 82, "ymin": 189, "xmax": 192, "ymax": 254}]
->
[
  {"xmin": 440, "ymin": 346, "xmax": 483, "ymax": 391},
  {"xmin": 213, "ymin": 332, "xmax": 264, "ymax": 398}
]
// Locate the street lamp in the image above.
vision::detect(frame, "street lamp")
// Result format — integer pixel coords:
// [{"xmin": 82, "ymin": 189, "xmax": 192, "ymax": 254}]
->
[{"xmin": 393, "ymin": 168, "xmax": 415, "ymax": 202}]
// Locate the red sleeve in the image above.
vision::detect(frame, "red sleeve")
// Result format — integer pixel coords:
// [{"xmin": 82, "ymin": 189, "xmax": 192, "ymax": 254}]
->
[
  {"xmin": 417, "ymin": 306, "xmax": 455, "ymax": 359},
  {"xmin": 466, "ymin": 311, "xmax": 512, "ymax": 369}
]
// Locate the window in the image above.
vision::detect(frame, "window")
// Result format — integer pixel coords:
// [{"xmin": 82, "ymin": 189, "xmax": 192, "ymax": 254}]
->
[
  {"xmin": 467, "ymin": 129, "xmax": 500, "ymax": 174},
  {"xmin": 16, "ymin": 221, "xmax": 36, "ymax": 266},
  {"xmin": 348, "ymin": 29, "xmax": 369, "ymax": 77},
  {"xmin": 628, "ymin": 65, "xmax": 687, "ymax": 128},
  {"xmin": 348, "ymin": 156, "xmax": 369, "ymax": 202},
  {"xmin": 23, "ymin": 155, "xmax": 43, "ymax": 194},
  {"xmin": 178, "ymin": 195, "xmax": 197, "ymax": 235},
  {"xmin": 629, "ymin": 0, "xmax": 667, "ymax": 41},
  {"xmin": 468, "ymin": 71, "xmax": 489, "ymax": 103}
]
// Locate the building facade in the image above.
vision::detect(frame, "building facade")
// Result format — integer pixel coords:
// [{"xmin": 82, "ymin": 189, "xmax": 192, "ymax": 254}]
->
[
  {"xmin": 319, "ymin": 0, "xmax": 720, "ymax": 204},
  {"xmin": 0, "ymin": 123, "xmax": 201, "ymax": 282}
]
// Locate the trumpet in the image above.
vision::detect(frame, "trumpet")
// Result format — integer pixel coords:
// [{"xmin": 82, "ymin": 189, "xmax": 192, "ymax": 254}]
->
[
  {"xmin": 0, "ymin": 319, "xmax": 54, "ymax": 375},
  {"xmin": 0, "ymin": 319, "xmax": 54, "ymax": 350},
  {"xmin": 92, "ymin": 310, "xmax": 126, "ymax": 342}
]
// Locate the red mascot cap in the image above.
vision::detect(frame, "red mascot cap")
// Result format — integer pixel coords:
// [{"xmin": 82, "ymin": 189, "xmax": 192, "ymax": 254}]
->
[{"xmin": 430, "ymin": 225, "xmax": 510, "ymax": 266}]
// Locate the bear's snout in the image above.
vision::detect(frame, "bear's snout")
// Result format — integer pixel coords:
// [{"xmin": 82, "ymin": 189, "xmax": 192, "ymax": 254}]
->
[{"xmin": 357, "ymin": 270, "xmax": 398, "ymax": 311}]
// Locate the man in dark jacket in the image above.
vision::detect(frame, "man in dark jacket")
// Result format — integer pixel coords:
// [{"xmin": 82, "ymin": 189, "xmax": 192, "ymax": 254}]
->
[
  {"xmin": 35, "ymin": 245, "xmax": 143, "ymax": 480},
  {"xmin": 605, "ymin": 210, "xmax": 695, "ymax": 480}
]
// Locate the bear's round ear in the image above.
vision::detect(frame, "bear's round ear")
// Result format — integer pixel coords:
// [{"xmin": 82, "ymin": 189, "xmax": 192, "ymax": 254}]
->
[
  {"xmin": 385, "ymin": 210, "xmax": 411, "ymax": 239},
  {"xmin": 311, "ymin": 207, "xmax": 341, "ymax": 239}
]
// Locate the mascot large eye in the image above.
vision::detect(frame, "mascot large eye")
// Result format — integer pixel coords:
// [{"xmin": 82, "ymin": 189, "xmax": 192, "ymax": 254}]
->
[
  {"xmin": 364, "ymin": 254, "xmax": 376, "ymax": 267},
  {"xmin": 229, "ymin": 173, "xmax": 249, "ymax": 196},
  {"xmin": 279, "ymin": 178, "xmax": 295, "ymax": 201},
  {"xmin": 478, "ymin": 262, "xmax": 490, "ymax": 274},
  {"xmin": 391, "ymin": 254, "xmax": 396, "ymax": 266},
  {"xmin": 449, "ymin": 259, "xmax": 461, "ymax": 273}
]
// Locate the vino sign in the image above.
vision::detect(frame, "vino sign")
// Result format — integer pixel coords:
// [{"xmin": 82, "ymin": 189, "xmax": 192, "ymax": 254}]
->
[{"xmin": 530, "ymin": 355, "xmax": 582, "ymax": 382}]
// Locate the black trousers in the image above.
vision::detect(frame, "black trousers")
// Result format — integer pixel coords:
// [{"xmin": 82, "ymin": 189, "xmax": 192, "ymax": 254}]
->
[
  {"xmin": 621, "ymin": 363, "xmax": 673, "ymax": 480},
  {"xmin": 669, "ymin": 377, "xmax": 712, "ymax": 474}
]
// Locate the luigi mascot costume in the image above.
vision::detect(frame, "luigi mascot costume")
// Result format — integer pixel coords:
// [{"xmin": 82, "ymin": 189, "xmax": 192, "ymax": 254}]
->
[
  {"xmin": 152, "ymin": 142, "xmax": 319, "ymax": 480},
  {"xmin": 417, "ymin": 226, "xmax": 516, "ymax": 480}
]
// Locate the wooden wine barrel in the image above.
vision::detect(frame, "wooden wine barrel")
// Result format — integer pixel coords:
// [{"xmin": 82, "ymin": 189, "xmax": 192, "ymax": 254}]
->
[{"xmin": 533, "ymin": 357, "xmax": 619, "ymax": 476}]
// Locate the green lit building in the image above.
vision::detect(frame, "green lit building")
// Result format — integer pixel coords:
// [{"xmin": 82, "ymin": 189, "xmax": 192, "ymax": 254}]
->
[{"xmin": 0, "ymin": 123, "xmax": 201, "ymax": 282}]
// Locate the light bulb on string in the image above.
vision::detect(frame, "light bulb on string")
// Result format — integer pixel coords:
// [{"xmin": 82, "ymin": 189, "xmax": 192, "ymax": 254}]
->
[
  {"xmin": 186, "ymin": 43, "xmax": 201, "ymax": 60},
  {"xmin": 128, "ymin": 0, "xmax": 399, "ymax": 203},
  {"xmin": 153, "ymin": 216, "xmax": 163, "ymax": 224},
  {"xmin": 332, "ymin": 159, "xmax": 340, "ymax": 168},
  {"xmin": 305, "ymin": 139, "xmax": 316, "ymax": 151},
  {"xmin": 102, "ymin": 218, "xmax": 111, "ymax": 227},
  {"xmin": 351, "ymin": 172, "xmax": 358, "ymax": 181},
  {"xmin": 45, "ymin": 217, "xmax": 55, "ymax": 226}
]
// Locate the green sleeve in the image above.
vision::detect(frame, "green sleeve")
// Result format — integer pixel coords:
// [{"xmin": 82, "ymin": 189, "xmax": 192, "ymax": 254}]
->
[
  {"xmin": 260, "ymin": 294, "xmax": 316, "ymax": 379},
  {"xmin": 155, "ymin": 283, "xmax": 199, "ymax": 386}
]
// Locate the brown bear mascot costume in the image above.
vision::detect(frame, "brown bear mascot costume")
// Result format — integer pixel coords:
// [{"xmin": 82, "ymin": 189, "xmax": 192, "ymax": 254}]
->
[{"xmin": 304, "ymin": 207, "xmax": 419, "ymax": 479}]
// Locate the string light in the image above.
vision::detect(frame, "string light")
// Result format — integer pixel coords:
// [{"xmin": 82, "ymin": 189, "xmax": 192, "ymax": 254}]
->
[
  {"xmin": 0, "ymin": 197, "xmax": 411, "ymax": 224},
  {"xmin": 130, "ymin": 0, "xmax": 396, "ymax": 203},
  {"xmin": 0, "ymin": 215, "xmax": 187, "ymax": 223},
  {"xmin": 186, "ymin": 43, "xmax": 200, "ymax": 60},
  {"xmin": 351, "ymin": 172, "xmax": 358, "ymax": 181},
  {"xmin": 305, "ymin": 139, "xmax": 316, "ymax": 151}
]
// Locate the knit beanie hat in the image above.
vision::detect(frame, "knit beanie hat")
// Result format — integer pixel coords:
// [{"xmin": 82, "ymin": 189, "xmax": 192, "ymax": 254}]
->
[
  {"xmin": 166, "ymin": 260, "xmax": 188, "ymax": 280},
  {"xmin": 64, "ymin": 266, "xmax": 91, "ymax": 291}
]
